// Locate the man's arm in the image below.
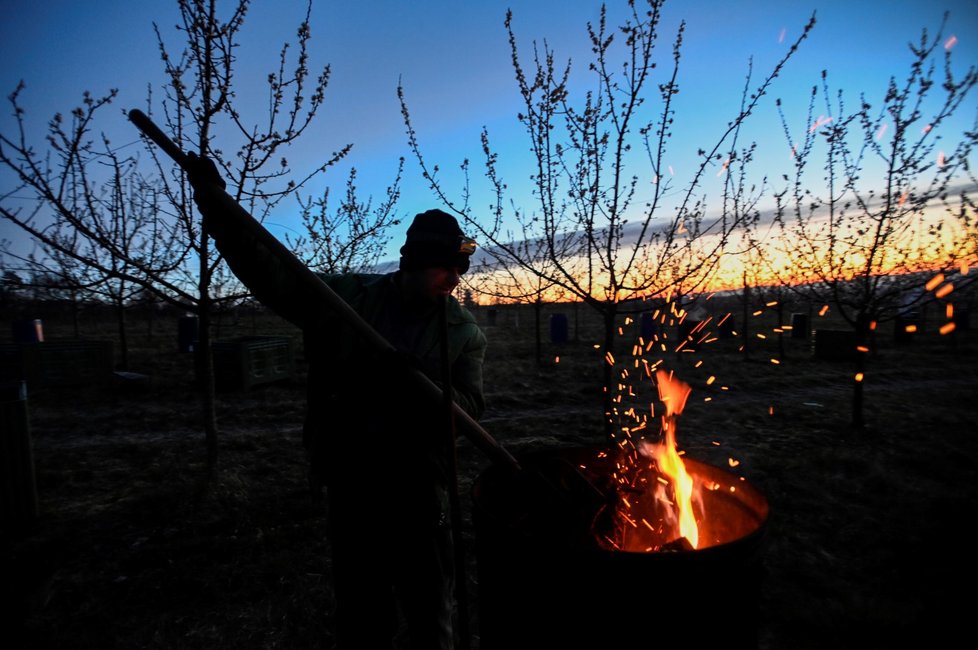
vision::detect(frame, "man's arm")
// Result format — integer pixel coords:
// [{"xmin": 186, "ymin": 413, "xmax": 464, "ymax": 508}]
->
[
  {"xmin": 448, "ymin": 325, "xmax": 487, "ymax": 421},
  {"xmin": 187, "ymin": 155, "xmax": 329, "ymax": 330}
]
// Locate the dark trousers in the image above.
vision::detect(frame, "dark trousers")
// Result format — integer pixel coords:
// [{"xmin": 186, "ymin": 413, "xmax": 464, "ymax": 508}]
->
[{"xmin": 326, "ymin": 478, "xmax": 455, "ymax": 649}]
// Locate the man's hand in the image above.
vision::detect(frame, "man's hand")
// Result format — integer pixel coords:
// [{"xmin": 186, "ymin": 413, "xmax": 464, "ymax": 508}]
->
[
  {"xmin": 185, "ymin": 152, "xmax": 226, "ymax": 218},
  {"xmin": 185, "ymin": 152, "xmax": 227, "ymax": 191}
]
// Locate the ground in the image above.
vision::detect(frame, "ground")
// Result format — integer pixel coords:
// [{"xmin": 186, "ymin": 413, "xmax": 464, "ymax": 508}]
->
[{"xmin": 4, "ymin": 300, "xmax": 976, "ymax": 649}]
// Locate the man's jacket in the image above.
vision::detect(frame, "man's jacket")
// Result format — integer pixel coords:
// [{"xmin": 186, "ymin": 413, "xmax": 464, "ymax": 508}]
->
[{"xmin": 203, "ymin": 210, "xmax": 487, "ymax": 485}]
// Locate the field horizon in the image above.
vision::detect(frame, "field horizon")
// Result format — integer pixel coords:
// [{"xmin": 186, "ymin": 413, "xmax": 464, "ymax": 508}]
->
[{"xmin": 3, "ymin": 295, "xmax": 976, "ymax": 649}]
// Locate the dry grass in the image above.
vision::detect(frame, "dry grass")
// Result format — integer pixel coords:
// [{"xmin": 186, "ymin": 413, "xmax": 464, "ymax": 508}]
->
[{"xmin": 4, "ymin": 300, "xmax": 977, "ymax": 649}]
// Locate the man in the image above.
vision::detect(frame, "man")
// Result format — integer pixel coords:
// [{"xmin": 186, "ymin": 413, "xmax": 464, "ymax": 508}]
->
[{"xmin": 187, "ymin": 155, "xmax": 486, "ymax": 649}]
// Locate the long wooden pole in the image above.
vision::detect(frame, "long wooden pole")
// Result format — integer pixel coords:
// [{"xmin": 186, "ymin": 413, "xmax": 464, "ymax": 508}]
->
[{"xmin": 128, "ymin": 109, "xmax": 520, "ymax": 472}]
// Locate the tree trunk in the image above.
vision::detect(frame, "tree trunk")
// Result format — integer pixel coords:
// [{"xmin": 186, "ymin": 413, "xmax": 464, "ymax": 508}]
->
[
  {"xmin": 851, "ymin": 312, "xmax": 869, "ymax": 429},
  {"xmin": 741, "ymin": 274, "xmax": 751, "ymax": 360},
  {"xmin": 71, "ymin": 292, "xmax": 81, "ymax": 338},
  {"xmin": 601, "ymin": 306, "xmax": 618, "ymax": 443},
  {"xmin": 777, "ymin": 300, "xmax": 786, "ymax": 361},
  {"xmin": 115, "ymin": 296, "xmax": 129, "ymax": 371},
  {"xmin": 534, "ymin": 297, "xmax": 543, "ymax": 366},
  {"xmin": 198, "ymin": 236, "xmax": 219, "ymax": 469}
]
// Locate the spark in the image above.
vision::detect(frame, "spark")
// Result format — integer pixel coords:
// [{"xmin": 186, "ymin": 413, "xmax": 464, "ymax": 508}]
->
[
  {"xmin": 810, "ymin": 115, "xmax": 833, "ymax": 133},
  {"xmin": 770, "ymin": 358, "xmax": 780, "ymax": 365},
  {"xmin": 876, "ymin": 124, "xmax": 888, "ymax": 140},
  {"xmin": 819, "ymin": 305, "xmax": 830, "ymax": 316},
  {"xmin": 926, "ymin": 274, "xmax": 945, "ymax": 291},
  {"xmin": 778, "ymin": 27, "xmax": 786, "ymax": 43},
  {"xmin": 945, "ymin": 35, "xmax": 958, "ymax": 50},
  {"xmin": 940, "ymin": 322, "xmax": 957, "ymax": 335},
  {"xmin": 728, "ymin": 458, "xmax": 740, "ymax": 467},
  {"xmin": 935, "ymin": 283, "xmax": 954, "ymax": 299},
  {"xmin": 855, "ymin": 373, "xmax": 864, "ymax": 382},
  {"xmin": 717, "ymin": 157, "xmax": 731, "ymax": 177}
]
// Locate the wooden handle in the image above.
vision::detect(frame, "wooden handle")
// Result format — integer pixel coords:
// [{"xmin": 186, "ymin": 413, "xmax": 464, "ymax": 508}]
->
[{"xmin": 127, "ymin": 109, "xmax": 520, "ymax": 471}]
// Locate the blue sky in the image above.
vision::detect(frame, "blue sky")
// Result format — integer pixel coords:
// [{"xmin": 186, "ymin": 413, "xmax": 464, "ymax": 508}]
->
[{"xmin": 2, "ymin": 0, "xmax": 976, "ymax": 264}]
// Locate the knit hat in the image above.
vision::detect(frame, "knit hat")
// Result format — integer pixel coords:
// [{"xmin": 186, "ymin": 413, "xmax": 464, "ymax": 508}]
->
[{"xmin": 399, "ymin": 209, "xmax": 476, "ymax": 273}]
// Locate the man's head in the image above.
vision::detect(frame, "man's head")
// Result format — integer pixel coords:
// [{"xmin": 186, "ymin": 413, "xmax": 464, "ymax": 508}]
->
[
  {"xmin": 399, "ymin": 209, "xmax": 476, "ymax": 274},
  {"xmin": 398, "ymin": 209, "xmax": 477, "ymax": 301}
]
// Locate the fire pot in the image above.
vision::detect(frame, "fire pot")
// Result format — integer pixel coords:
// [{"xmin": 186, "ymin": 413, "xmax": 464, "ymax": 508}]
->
[{"xmin": 472, "ymin": 446, "xmax": 770, "ymax": 650}]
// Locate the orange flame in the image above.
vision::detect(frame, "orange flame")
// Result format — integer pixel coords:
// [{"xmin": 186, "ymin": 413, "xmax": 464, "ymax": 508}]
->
[{"xmin": 648, "ymin": 370, "xmax": 698, "ymax": 547}]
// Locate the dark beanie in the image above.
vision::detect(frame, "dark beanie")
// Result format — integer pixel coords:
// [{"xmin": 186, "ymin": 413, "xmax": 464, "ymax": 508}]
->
[{"xmin": 399, "ymin": 209, "xmax": 474, "ymax": 273}]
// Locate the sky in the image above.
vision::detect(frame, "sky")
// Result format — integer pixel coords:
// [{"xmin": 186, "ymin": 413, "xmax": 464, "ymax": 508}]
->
[{"xmin": 2, "ymin": 0, "xmax": 976, "ymax": 266}]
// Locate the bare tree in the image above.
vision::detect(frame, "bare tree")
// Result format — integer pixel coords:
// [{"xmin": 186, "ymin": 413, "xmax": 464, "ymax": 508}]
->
[
  {"xmin": 770, "ymin": 12, "xmax": 978, "ymax": 427},
  {"xmin": 285, "ymin": 161, "xmax": 404, "ymax": 274},
  {"xmin": 1, "ymin": 85, "xmax": 187, "ymax": 360},
  {"xmin": 401, "ymin": 0, "xmax": 814, "ymax": 439},
  {"xmin": 465, "ymin": 234, "xmax": 567, "ymax": 365},
  {"xmin": 0, "ymin": 0, "xmax": 389, "ymax": 466}
]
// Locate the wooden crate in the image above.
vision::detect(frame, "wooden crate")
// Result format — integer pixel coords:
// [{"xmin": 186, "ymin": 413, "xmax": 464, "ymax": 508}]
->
[
  {"xmin": 212, "ymin": 336, "xmax": 295, "ymax": 390},
  {"xmin": 0, "ymin": 340, "xmax": 114, "ymax": 390}
]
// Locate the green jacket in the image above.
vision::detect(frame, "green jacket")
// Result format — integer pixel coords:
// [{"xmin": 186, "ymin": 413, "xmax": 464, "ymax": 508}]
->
[{"xmin": 204, "ymin": 210, "xmax": 487, "ymax": 485}]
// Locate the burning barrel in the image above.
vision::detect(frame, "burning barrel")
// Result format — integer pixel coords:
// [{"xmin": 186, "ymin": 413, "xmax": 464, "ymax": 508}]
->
[{"xmin": 472, "ymin": 446, "xmax": 770, "ymax": 649}]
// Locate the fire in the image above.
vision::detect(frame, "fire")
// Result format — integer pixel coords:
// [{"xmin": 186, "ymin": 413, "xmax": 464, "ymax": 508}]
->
[
  {"xmin": 648, "ymin": 370, "xmax": 698, "ymax": 547},
  {"xmin": 597, "ymin": 369, "xmax": 709, "ymax": 552}
]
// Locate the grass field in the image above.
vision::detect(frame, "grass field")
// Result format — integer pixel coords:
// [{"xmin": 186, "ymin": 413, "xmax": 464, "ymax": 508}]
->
[{"xmin": 4, "ymin": 297, "xmax": 976, "ymax": 649}]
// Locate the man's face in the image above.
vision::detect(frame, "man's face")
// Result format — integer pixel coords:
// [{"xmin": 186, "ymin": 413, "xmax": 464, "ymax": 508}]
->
[
  {"xmin": 426, "ymin": 266, "xmax": 463, "ymax": 299},
  {"xmin": 408, "ymin": 266, "xmax": 462, "ymax": 302}
]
